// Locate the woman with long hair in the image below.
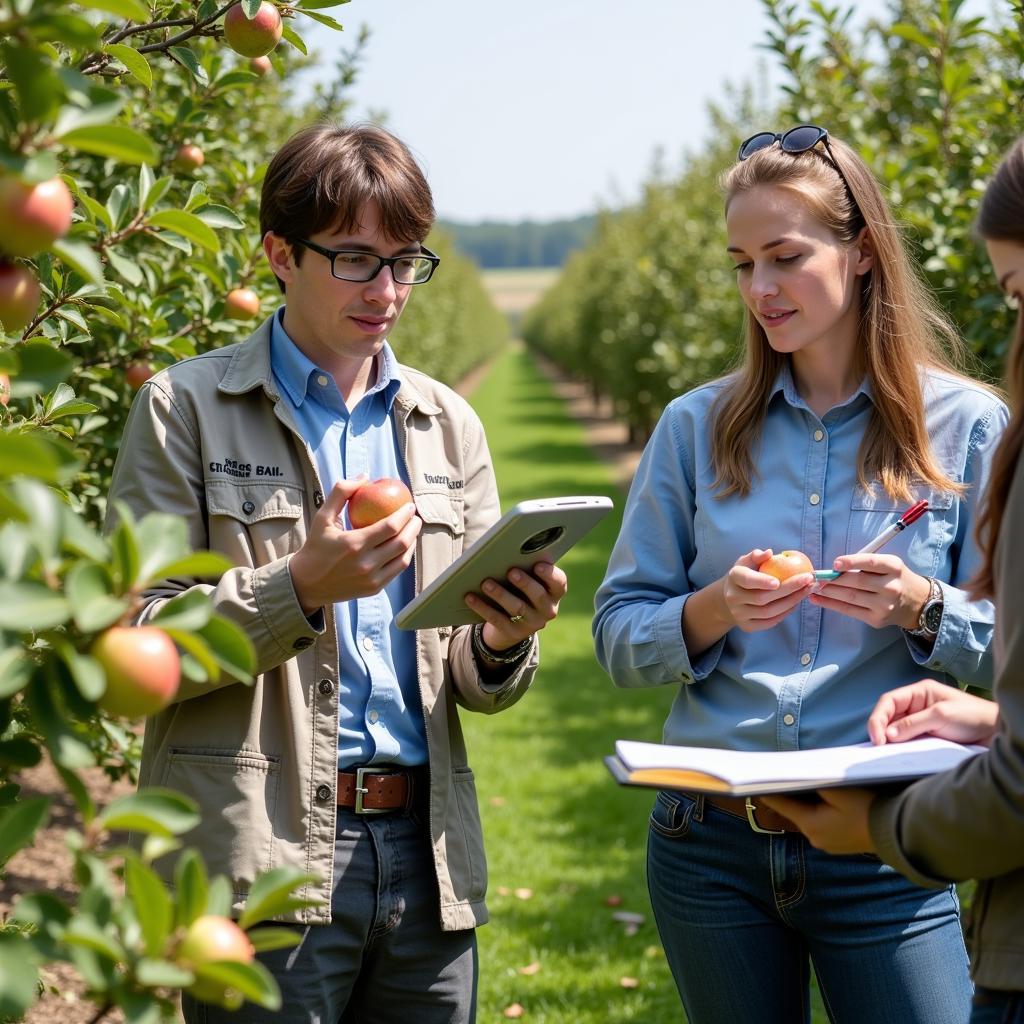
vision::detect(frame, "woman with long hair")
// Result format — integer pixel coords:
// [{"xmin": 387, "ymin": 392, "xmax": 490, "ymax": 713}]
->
[
  {"xmin": 764, "ymin": 137, "xmax": 1024, "ymax": 1024},
  {"xmin": 594, "ymin": 126, "xmax": 1009, "ymax": 1022}
]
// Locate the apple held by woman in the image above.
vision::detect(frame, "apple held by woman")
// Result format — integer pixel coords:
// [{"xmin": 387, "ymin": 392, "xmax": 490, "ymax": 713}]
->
[
  {"xmin": 348, "ymin": 477, "xmax": 414, "ymax": 529},
  {"xmin": 757, "ymin": 549, "xmax": 814, "ymax": 582}
]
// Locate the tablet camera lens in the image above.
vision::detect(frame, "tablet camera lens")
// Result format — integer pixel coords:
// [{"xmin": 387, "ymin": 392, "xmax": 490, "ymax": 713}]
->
[{"xmin": 520, "ymin": 526, "xmax": 565, "ymax": 555}]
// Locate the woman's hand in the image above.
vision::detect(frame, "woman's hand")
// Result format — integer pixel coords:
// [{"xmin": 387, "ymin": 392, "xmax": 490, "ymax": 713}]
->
[
  {"xmin": 760, "ymin": 788, "xmax": 877, "ymax": 854},
  {"xmin": 808, "ymin": 553, "xmax": 931, "ymax": 630},
  {"xmin": 867, "ymin": 680, "xmax": 1000, "ymax": 746},
  {"xmin": 721, "ymin": 548, "xmax": 815, "ymax": 632}
]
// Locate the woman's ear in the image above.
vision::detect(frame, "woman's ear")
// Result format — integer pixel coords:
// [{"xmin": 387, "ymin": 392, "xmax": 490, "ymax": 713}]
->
[{"xmin": 853, "ymin": 227, "xmax": 874, "ymax": 277}]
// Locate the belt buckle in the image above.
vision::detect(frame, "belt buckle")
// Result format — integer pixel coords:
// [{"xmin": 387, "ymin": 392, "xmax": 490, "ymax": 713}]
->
[
  {"xmin": 353, "ymin": 767, "xmax": 390, "ymax": 815},
  {"xmin": 744, "ymin": 797, "xmax": 785, "ymax": 835}
]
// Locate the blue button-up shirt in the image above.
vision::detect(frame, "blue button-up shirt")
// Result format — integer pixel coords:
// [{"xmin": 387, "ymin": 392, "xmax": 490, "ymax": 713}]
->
[
  {"xmin": 594, "ymin": 364, "xmax": 1008, "ymax": 751},
  {"xmin": 270, "ymin": 309, "xmax": 425, "ymax": 767}
]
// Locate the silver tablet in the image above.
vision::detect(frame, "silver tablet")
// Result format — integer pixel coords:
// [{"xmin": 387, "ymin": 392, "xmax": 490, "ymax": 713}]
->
[{"xmin": 395, "ymin": 495, "xmax": 613, "ymax": 630}]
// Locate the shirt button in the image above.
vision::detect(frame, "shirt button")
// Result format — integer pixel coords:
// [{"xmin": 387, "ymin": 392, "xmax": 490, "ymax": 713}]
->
[
  {"xmin": 313, "ymin": 490, "xmax": 324, "ymax": 508},
  {"xmin": 368, "ymin": 710, "xmax": 380, "ymax": 724},
  {"xmin": 316, "ymin": 374, "xmax": 329, "ymax": 387},
  {"xmin": 809, "ymin": 493, "xmax": 820, "ymax": 505},
  {"xmin": 783, "ymin": 713, "xmax": 796, "ymax": 726},
  {"xmin": 318, "ymin": 678, "xmax": 334, "ymax": 695},
  {"xmin": 242, "ymin": 500, "xmax": 255, "ymax": 515},
  {"xmin": 316, "ymin": 784, "xmax": 332, "ymax": 802},
  {"xmin": 361, "ymin": 636, "xmax": 373, "ymax": 651},
  {"xmin": 800, "ymin": 653, "xmax": 811, "ymax": 666},
  {"xmin": 813, "ymin": 429, "xmax": 824, "ymax": 441}
]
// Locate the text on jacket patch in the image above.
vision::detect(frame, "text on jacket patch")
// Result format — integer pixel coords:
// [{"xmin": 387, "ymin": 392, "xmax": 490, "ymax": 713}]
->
[
  {"xmin": 423, "ymin": 473, "xmax": 463, "ymax": 489},
  {"xmin": 209, "ymin": 459, "xmax": 283, "ymax": 478}
]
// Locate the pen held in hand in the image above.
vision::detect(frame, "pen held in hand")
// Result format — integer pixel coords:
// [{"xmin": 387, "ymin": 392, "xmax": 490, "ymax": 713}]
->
[{"xmin": 812, "ymin": 499, "xmax": 930, "ymax": 582}]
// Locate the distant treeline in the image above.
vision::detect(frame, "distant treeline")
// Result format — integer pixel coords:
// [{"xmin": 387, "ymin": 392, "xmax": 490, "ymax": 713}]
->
[{"xmin": 437, "ymin": 214, "xmax": 596, "ymax": 269}]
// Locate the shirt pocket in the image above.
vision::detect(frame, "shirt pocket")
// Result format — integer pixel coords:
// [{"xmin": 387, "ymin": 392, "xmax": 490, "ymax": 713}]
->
[
  {"xmin": 205, "ymin": 479, "xmax": 305, "ymax": 565},
  {"xmin": 160, "ymin": 747, "xmax": 281, "ymax": 899},
  {"xmin": 415, "ymin": 491, "xmax": 466, "ymax": 564},
  {"xmin": 846, "ymin": 484, "xmax": 956, "ymax": 577}
]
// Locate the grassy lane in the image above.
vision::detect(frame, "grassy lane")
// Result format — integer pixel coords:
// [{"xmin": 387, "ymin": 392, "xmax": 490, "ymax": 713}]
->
[{"xmin": 463, "ymin": 346, "xmax": 682, "ymax": 1022}]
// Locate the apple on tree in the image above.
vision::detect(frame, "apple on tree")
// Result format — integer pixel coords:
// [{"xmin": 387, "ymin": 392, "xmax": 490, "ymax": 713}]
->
[
  {"xmin": 0, "ymin": 372, "xmax": 10, "ymax": 408},
  {"xmin": 756, "ymin": 549, "xmax": 814, "ymax": 582},
  {"xmin": 348, "ymin": 478, "xmax": 414, "ymax": 529},
  {"xmin": 249, "ymin": 55, "xmax": 273, "ymax": 75},
  {"xmin": 91, "ymin": 626, "xmax": 181, "ymax": 718},
  {"xmin": 172, "ymin": 143, "xmax": 205, "ymax": 173},
  {"xmin": 0, "ymin": 174, "xmax": 74, "ymax": 258},
  {"xmin": 177, "ymin": 915, "xmax": 255, "ymax": 1008},
  {"xmin": 126, "ymin": 360, "xmax": 154, "ymax": 391},
  {"xmin": 223, "ymin": 1, "xmax": 283, "ymax": 58},
  {"xmin": 224, "ymin": 287, "xmax": 260, "ymax": 320},
  {"xmin": 0, "ymin": 260, "xmax": 41, "ymax": 332}
]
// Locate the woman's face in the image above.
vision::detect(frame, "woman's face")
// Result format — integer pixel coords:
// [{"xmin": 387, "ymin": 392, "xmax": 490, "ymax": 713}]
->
[
  {"xmin": 985, "ymin": 237, "xmax": 1024, "ymax": 306},
  {"xmin": 726, "ymin": 185, "xmax": 872, "ymax": 360}
]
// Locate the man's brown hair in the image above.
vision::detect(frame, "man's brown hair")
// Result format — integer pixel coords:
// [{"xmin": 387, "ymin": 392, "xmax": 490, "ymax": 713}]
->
[{"xmin": 260, "ymin": 121, "xmax": 435, "ymax": 289}]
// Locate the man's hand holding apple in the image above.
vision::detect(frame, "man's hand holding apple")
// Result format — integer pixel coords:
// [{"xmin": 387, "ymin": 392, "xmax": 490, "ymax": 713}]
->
[
  {"xmin": 808, "ymin": 552, "xmax": 931, "ymax": 630},
  {"xmin": 288, "ymin": 477, "xmax": 421, "ymax": 615}
]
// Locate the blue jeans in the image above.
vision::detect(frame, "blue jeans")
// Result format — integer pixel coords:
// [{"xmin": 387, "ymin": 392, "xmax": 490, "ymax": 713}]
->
[
  {"xmin": 182, "ymin": 800, "xmax": 477, "ymax": 1024},
  {"xmin": 972, "ymin": 989, "xmax": 1024, "ymax": 1024},
  {"xmin": 647, "ymin": 790, "xmax": 972, "ymax": 1024}
]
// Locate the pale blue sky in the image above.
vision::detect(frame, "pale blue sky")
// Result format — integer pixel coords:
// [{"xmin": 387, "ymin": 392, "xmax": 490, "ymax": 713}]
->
[{"xmin": 300, "ymin": 1, "xmax": 990, "ymax": 223}]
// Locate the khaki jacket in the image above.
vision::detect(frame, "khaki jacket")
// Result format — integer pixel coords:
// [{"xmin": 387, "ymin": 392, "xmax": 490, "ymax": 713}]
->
[
  {"xmin": 871, "ymin": 441, "xmax": 1024, "ymax": 990},
  {"xmin": 107, "ymin": 317, "xmax": 538, "ymax": 930}
]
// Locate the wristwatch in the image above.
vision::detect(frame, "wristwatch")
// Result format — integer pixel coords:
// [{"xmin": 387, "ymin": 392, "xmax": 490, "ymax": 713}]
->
[
  {"xmin": 909, "ymin": 577, "xmax": 943, "ymax": 639},
  {"xmin": 471, "ymin": 622, "xmax": 533, "ymax": 665}
]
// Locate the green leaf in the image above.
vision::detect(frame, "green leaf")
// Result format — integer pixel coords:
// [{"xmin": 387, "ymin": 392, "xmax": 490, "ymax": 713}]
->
[
  {"xmin": 0, "ymin": 796, "xmax": 50, "ymax": 868},
  {"xmin": 63, "ymin": 915, "xmax": 127, "ymax": 962},
  {"xmin": 151, "ymin": 590, "xmax": 214, "ymax": 631},
  {"xmin": 194, "ymin": 204, "xmax": 245, "ymax": 230},
  {"xmin": 97, "ymin": 788, "xmax": 200, "ymax": 837},
  {"xmin": 0, "ymin": 736, "xmax": 42, "ymax": 769},
  {"xmin": 80, "ymin": 0, "xmax": 151, "ymax": 22},
  {"xmin": 0, "ymin": 582, "xmax": 70, "ymax": 631},
  {"xmin": 106, "ymin": 248, "xmax": 144, "ymax": 286},
  {"xmin": 147, "ymin": 210, "xmax": 221, "ymax": 252},
  {"xmin": 141, "ymin": 174, "xmax": 173, "ymax": 213},
  {"xmin": 149, "ymin": 551, "xmax": 233, "ymax": 580},
  {"xmin": 293, "ymin": 7, "xmax": 344, "ymax": 29},
  {"xmin": 197, "ymin": 615, "xmax": 255, "ymax": 682},
  {"xmin": 125, "ymin": 857, "xmax": 174, "ymax": 957},
  {"xmin": 51, "ymin": 238, "xmax": 105, "ymax": 283},
  {"xmin": 0, "ymin": 647, "xmax": 33, "ymax": 698},
  {"xmin": 58, "ymin": 124, "xmax": 160, "ymax": 166},
  {"xmin": 246, "ymin": 926, "xmax": 302, "ymax": 953},
  {"xmin": 238, "ymin": 868, "xmax": 318, "ymax": 929},
  {"xmin": 164, "ymin": 628, "xmax": 220, "ymax": 681},
  {"xmin": 136, "ymin": 957, "xmax": 194, "ymax": 988},
  {"xmin": 66, "ymin": 561, "xmax": 129, "ymax": 632},
  {"xmin": 190, "ymin": 959, "xmax": 281, "ymax": 1010},
  {"xmin": 56, "ymin": 643, "xmax": 108, "ymax": 702},
  {"xmin": 10, "ymin": 339, "xmax": 76, "ymax": 396},
  {"xmin": 296, "ymin": 0, "xmax": 350, "ymax": 7},
  {"xmin": 110, "ymin": 516, "xmax": 140, "ymax": 590},
  {"xmin": 57, "ymin": 764, "xmax": 96, "ymax": 824},
  {"xmin": 0, "ymin": 432, "xmax": 78, "ymax": 484},
  {"xmin": 281, "ymin": 23, "xmax": 307, "ymax": 54},
  {"xmin": 174, "ymin": 848, "xmax": 209, "ymax": 927},
  {"xmin": 168, "ymin": 46, "xmax": 209, "ymax": 86},
  {"xmin": 0, "ymin": 43, "xmax": 63, "ymax": 123},
  {"xmin": 206, "ymin": 875, "xmax": 234, "ymax": 918},
  {"xmin": 52, "ymin": 100, "xmax": 124, "ymax": 138},
  {"xmin": 0, "ymin": 932, "xmax": 40, "ymax": 1020}
]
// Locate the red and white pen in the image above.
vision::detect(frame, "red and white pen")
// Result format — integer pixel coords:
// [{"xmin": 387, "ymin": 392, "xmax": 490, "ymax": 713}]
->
[{"xmin": 812, "ymin": 499, "xmax": 930, "ymax": 580}]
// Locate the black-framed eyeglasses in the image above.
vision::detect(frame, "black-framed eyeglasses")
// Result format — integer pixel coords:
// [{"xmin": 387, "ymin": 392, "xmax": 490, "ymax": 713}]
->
[
  {"xmin": 737, "ymin": 125, "xmax": 857, "ymax": 209},
  {"xmin": 294, "ymin": 239, "xmax": 440, "ymax": 285}
]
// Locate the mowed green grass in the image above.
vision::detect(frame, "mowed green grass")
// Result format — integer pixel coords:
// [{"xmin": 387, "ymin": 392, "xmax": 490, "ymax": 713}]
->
[{"xmin": 462, "ymin": 346, "xmax": 833, "ymax": 1022}]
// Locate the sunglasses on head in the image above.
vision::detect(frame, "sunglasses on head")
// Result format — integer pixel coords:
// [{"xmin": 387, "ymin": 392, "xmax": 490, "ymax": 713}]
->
[{"xmin": 737, "ymin": 124, "xmax": 857, "ymax": 209}]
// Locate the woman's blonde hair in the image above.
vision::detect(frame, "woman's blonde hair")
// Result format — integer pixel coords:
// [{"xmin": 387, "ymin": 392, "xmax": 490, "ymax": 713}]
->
[{"xmin": 711, "ymin": 135, "xmax": 971, "ymax": 501}]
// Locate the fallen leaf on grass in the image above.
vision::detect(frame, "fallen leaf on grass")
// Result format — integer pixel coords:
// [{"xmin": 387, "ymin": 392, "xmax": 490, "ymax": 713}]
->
[
  {"xmin": 518, "ymin": 961, "xmax": 541, "ymax": 976},
  {"xmin": 514, "ymin": 887, "xmax": 533, "ymax": 900},
  {"xmin": 490, "ymin": 796, "xmax": 507, "ymax": 807},
  {"xmin": 503, "ymin": 1002, "xmax": 525, "ymax": 1018},
  {"xmin": 604, "ymin": 894, "xmax": 623, "ymax": 906},
  {"xmin": 620, "ymin": 976, "xmax": 640, "ymax": 989},
  {"xmin": 497, "ymin": 886, "xmax": 511, "ymax": 896}
]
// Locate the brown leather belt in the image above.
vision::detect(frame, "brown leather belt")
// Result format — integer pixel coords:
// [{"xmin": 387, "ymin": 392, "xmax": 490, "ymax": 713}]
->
[
  {"xmin": 337, "ymin": 767, "xmax": 420, "ymax": 814},
  {"xmin": 688, "ymin": 792, "xmax": 799, "ymax": 834}
]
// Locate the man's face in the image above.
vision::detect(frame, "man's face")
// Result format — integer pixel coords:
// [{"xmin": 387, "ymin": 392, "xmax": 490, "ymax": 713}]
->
[{"xmin": 265, "ymin": 200, "xmax": 420, "ymax": 370}]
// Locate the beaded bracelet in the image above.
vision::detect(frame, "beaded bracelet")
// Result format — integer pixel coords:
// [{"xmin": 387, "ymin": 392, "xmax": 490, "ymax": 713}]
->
[{"xmin": 471, "ymin": 622, "xmax": 533, "ymax": 665}]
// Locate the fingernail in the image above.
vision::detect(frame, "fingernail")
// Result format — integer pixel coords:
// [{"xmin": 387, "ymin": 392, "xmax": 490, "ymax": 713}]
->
[{"xmin": 887, "ymin": 726, "xmax": 898, "ymax": 738}]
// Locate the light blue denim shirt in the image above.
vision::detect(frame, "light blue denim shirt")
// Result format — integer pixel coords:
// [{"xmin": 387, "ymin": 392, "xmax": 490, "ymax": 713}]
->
[
  {"xmin": 594, "ymin": 363, "xmax": 1008, "ymax": 751},
  {"xmin": 270, "ymin": 309, "xmax": 425, "ymax": 768}
]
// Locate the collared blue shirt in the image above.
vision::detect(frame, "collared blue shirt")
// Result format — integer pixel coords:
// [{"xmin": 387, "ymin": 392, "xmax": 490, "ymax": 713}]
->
[
  {"xmin": 270, "ymin": 308, "xmax": 425, "ymax": 768},
  {"xmin": 594, "ymin": 363, "xmax": 1008, "ymax": 751}
]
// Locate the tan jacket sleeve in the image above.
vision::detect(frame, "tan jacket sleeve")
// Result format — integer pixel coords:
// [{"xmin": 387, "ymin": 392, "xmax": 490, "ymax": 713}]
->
[
  {"xmin": 107, "ymin": 380, "xmax": 320, "ymax": 697},
  {"xmin": 444, "ymin": 406, "xmax": 540, "ymax": 714},
  {"xmin": 870, "ymin": 445, "xmax": 1024, "ymax": 885}
]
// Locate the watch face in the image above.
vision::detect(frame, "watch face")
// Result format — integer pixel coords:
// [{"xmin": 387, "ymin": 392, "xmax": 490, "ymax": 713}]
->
[{"xmin": 924, "ymin": 602, "xmax": 943, "ymax": 632}]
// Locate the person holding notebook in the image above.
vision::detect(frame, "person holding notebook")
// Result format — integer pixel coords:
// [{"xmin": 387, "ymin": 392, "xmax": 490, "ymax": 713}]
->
[
  {"xmin": 593, "ymin": 127, "xmax": 1008, "ymax": 1022},
  {"xmin": 763, "ymin": 136, "xmax": 1024, "ymax": 1024}
]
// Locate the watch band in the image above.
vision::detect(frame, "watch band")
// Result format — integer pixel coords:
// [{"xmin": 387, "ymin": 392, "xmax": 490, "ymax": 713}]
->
[
  {"xmin": 908, "ymin": 577, "xmax": 943, "ymax": 638},
  {"xmin": 471, "ymin": 622, "xmax": 533, "ymax": 666}
]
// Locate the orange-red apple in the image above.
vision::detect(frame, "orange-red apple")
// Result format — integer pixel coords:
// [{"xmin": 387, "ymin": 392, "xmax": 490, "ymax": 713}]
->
[
  {"xmin": 0, "ymin": 372, "xmax": 10, "ymax": 407},
  {"xmin": 126, "ymin": 360, "xmax": 154, "ymax": 391},
  {"xmin": 249, "ymin": 55, "xmax": 273, "ymax": 75},
  {"xmin": 223, "ymin": 1, "xmax": 282, "ymax": 57},
  {"xmin": 757, "ymin": 549, "xmax": 814, "ymax": 582},
  {"xmin": 177, "ymin": 915, "xmax": 255, "ymax": 1007},
  {"xmin": 349, "ymin": 478, "xmax": 413, "ymax": 529},
  {"xmin": 0, "ymin": 175, "xmax": 74, "ymax": 258},
  {"xmin": 0, "ymin": 261, "xmax": 40, "ymax": 332},
  {"xmin": 172, "ymin": 143, "xmax": 205, "ymax": 173},
  {"xmin": 224, "ymin": 287, "xmax": 260, "ymax": 320},
  {"xmin": 92, "ymin": 626, "xmax": 181, "ymax": 718}
]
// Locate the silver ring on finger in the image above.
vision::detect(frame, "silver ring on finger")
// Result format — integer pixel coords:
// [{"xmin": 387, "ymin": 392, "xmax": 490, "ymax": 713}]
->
[{"xmin": 509, "ymin": 613, "xmax": 525, "ymax": 623}]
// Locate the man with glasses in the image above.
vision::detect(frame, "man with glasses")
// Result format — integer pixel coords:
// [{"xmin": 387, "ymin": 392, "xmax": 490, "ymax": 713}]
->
[{"xmin": 106, "ymin": 122, "xmax": 567, "ymax": 1023}]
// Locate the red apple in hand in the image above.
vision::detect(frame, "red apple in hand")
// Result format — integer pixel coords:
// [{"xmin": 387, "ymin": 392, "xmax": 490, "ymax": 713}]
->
[
  {"xmin": 349, "ymin": 477, "xmax": 413, "ymax": 529},
  {"xmin": 757, "ymin": 549, "xmax": 814, "ymax": 582},
  {"xmin": 0, "ymin": 175, "xmax": 74, "ymax": 258},
  {"xmin": 223, "ymin": 1, "xmax": 283, "ymax": 57},
  {"xmin": 177, "ymin": 915, "xmax": 255, "ymax": 1008},
  {"xmin": 92, "ymin": 626, "xmax": 181, "ymax": 718}
]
